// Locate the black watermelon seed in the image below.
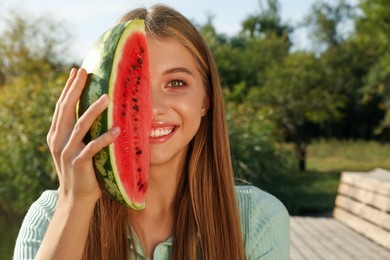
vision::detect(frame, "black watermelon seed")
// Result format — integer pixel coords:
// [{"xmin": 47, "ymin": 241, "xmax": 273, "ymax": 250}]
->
[
  {"xmin": 136, "ymin": 149, "xmax": 142, "ymax": 155},
  {"xmin": 137, "ymin": 58, "xmax": 142, "ymax": 64},
  {"xmin": 132, "ymin": 65, "xmax": 137, "ymax": 70},
  {"xmin": 140, "ymin": 48, "xmax": 144, "ymax": 53},
  {"xmin": 133, "ymin": 105, "xmax": 139, "ymax": 112},
  {"xmin": 132, "ymin": 98, "xmax": 138, "ymax": 102}
]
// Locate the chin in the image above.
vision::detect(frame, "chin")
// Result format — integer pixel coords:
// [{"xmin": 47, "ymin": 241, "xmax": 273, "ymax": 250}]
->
[{"xmin": 149, "ymin": 147, "xmax": 188, "ymax": 169}]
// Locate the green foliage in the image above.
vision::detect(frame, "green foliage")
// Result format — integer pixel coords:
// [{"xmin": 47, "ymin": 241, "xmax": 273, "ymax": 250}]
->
[
  {"xmin": 304, "ymin": 0, "xmax": 389, "ymax": 140},
  {"xmin": 253, "ymin": 52, "xmax": 343, "ymax": 141},
  {"xmin": 225, "ymin": 96, "xmax": 299, "ymax": 212},
  {"xmin": 247, "ymin": 51, "xmax": 344, "ymax": 170},
  {"xmin": 0, "ymin": 214, "xmax": 23, "ymax": 259},
  {"xmin": 0, "ymin": 10, "xmax": 71, "ymax": 215},
  {"xmin": 200, "ymin": 0, "xmax": 291, "ymax": 91},
  {"xmin": 240, "ymin": 0, "xmax": 292, "ymax": 39},
  {"xmin": 305, "ymin": 0, "xmax": 355, "ymax": 49},
  {"xmin": 0, "ymin": 9, "xmax": 71, "ymax": 85},
  {"xmin": 355, "ymin": 0, "xmax": 390, "ymax": 136},
  {"xmin": 240, "ymin": 35, "xmax": 290, "ymax": 88},
  {"xmin": 0, "ymin": 74, "xmax": 66, "ymax": 215}
]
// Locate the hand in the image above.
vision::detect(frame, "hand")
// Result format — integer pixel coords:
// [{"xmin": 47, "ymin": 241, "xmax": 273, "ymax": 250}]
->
[{"xmin": 46, "ymin": 68, "xmax": 120, "ymax": 204}]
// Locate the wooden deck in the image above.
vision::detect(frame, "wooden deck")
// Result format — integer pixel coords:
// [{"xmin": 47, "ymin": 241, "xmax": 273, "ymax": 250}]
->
[{"xmin": 290, "ymin": 216, "xmax": 390, "ymax": 260}]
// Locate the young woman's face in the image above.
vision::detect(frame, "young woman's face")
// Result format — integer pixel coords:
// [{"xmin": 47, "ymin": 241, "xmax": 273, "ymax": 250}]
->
[{"xmin": 147, "ymin": 37, "xmax": 208, "ymax": 167}]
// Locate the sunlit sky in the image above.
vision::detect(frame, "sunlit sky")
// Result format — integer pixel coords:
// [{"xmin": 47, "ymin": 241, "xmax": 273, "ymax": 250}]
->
[{"xmin": 0, "ymin": 0, "xmax": 354, "ymax": 63}]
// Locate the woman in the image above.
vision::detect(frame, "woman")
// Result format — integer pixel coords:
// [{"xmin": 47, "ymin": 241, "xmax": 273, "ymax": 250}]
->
[{"xmin": 14, "ymin": 5, "xmax": 289, "ymax": 259}]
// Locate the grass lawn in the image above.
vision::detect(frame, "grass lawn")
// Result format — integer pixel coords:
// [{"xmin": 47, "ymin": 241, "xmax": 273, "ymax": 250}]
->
[
  {"xmin": 307, "ymin": 139, "xmax": 390, "ymax": 172},
  {"xmin": 288, "ymin": 139, "xmax": 390, "ymax": 216}
]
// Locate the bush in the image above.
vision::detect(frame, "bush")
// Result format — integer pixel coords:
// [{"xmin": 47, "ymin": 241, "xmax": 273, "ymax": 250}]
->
[
  {"xmin": 226, "ymin": 99, "xmax": 300, "ymax": 212},
  {"xmin": 0, "ymin": 73, "xmax": 65, "ymax": 215}
]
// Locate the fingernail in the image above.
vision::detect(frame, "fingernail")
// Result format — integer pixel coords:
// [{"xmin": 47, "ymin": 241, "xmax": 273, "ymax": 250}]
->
[
  {"xmin": 78, "ymin": 67, "xmax": 87, "ymax": 75},
  {"xmin": 112, "ymin": 126, "xmax": 121, "ymax": 136},
  {"xmin": 100, "ymin": 94, "xmax": 109, "ymax": 105},
  {"xmin": 70, "ymin": 68, "xmax": 76, "ymax": 77}
]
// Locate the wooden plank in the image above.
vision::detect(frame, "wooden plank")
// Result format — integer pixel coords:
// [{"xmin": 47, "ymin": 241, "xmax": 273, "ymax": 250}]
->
[
  {"xmin": 290, "ymin": 217, "xmax": 321, "ymax": 259},
  {"xmin": 335, "ymin": 195, "xmax": 390, "ymax": 231},
  {"xmin": 307, "ymin": 217, "xmax": 386, "ymax": 259},
  {"xmin": 338, "ymin": 182, "xmax": 390, "ymax": 212},
  {"xmin": 333, "ymin": 207, "xmax": 390, "ymax": 250},
  {"xmin": 315, "ymin": 217, "xmax": 390, "ymax": 259},
  {"xmin": 300, "ymin": 217, "xmax": 355, "ymax": 260},
  {"xmin": 293, "ymin": 217, "xmax": 340, "ymax": 259},
  {"xmin": 290, "ymin": 220, "xmax": 308, "ymax": 260},
  {"xmin": 290, "ymin": 241, "xmax": 306, "ymax": 260},
  {"xmin": 341, "ymin": 169, "xmax": 390, "ymax": 196},
  {"xmin": 290, "ymin": 216, "xmax": 390, "ymax": 259}
]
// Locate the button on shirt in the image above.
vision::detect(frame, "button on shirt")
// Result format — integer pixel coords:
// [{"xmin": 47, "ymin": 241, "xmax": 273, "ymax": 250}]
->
[{"xmin": 129, "ymin": 235, "xmax": 172, "ymax": 260}]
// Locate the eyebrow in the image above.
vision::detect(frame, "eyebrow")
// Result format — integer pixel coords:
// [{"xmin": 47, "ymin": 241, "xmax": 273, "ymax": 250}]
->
[{"xmin": 162, "ymin": 67, "xmax": 194, "ymax": 76}]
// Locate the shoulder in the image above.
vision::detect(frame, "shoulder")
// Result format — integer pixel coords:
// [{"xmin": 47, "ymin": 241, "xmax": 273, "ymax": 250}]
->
[
  {"xmin": 235, "ymin": 185, "xmax": 290, "ymax": 259},
  {"xmin": 13, "ymin": 190, "xmax": 58, "ymax": 260},
  {"xmin": 235, "ymin": 185, "xmax": 289, "ymax": 222}
]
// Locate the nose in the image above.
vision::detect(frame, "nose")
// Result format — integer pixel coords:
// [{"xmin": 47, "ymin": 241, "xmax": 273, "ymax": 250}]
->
[{"xmin": 151, "ymin": 84, "xmax": 168, "ymax": 119}]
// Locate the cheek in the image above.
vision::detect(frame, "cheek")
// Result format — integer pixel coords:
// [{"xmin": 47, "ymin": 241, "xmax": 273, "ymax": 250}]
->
[{"xmin": 179, "ymin": 93, "xmax": 205, "ymax": 119}]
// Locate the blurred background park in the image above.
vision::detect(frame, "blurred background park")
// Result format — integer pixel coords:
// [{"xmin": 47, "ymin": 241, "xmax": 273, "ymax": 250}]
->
[{"xmin": 1, "ymin": 0, "xmax": 390, "ymax": 258}]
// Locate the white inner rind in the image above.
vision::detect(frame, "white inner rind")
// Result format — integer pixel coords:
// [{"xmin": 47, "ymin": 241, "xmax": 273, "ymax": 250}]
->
[{"xmin": 108, "ymin": 19, "xmax": 146, "ymax": 209}]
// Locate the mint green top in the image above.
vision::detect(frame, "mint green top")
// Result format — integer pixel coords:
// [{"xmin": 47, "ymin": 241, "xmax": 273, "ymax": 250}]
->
[{"xmin": 13, "ymin": 186, "xmax": 290, "ymax": 259}]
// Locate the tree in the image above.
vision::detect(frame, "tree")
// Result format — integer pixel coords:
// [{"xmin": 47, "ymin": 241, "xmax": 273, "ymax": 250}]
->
[
  {"xmin": 198, "ymin": 17, "xmax": 245, "ymax": 90},
  {"xmin": 202, "ymin": 0, "xmax": 292, "ymax": 98},
  {"xmin": 238, "ymin": 0, "xmax": 292, "ymax": 89},
  {"xmin": 0, "ymin": 10, "xmax": 72, "ymax": 215},
  {"xmin": 303, "ymin": 0, "xmax": 386, "ymax": 140},
  {"xmin": 250, "ymin": 52, "xmax": 343, "ymax": 171},
  {"xmin": 305, "ymin": 0, "xmax": 355, "ymax": 51},
  {"xmin": 355, "ymin": 0, "xmax": 390, "ymax": 139},
  {"xmin": 0, "ymin": 9, "xmax": 71, "ymax": 85},
  {"xmin": 225, "ymin": 96, "xmax": 298, "ymax": 211},
  {"xmin": 241, "ymin": 0, "xmax": 292, "ymax": 39},
  {"xmin": 0, "ymin": 75, "xmax": 66, "ymax": 215}
]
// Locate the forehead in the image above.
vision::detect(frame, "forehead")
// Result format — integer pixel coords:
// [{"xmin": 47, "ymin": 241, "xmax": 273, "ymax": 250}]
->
[{"xmin": 147, "ymin": 37, "xmax": 199, "ymax": 74}]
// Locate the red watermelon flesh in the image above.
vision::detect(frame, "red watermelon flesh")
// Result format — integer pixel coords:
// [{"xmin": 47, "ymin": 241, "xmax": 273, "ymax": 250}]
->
[
  {"xmin": 109, "ymin": 29, "xmax": 151, "ymax": 207},
  {"xmin": 79, "ymin": 19, "xmax": 151, "ymax": 210}
]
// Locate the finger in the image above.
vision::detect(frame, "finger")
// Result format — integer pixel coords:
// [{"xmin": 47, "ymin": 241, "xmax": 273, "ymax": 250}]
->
[
  {"xmin": 52, "ymin": 69, "xmax": 88, "ymax": 146},
  {"xmin": 74, "ymin": 127, "xmax": 121, "ymax": 165},
  {"xmin": 64, "ymin": 94, "xmax": 110, "ymax": 153},
  {"xmin": 49, "ymin": 68, "xmax": 78, "ymax": 135}
]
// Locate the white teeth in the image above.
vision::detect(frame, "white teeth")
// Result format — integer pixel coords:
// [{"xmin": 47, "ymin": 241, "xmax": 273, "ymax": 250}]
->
[{"xmin": 150, "ymin": 127, "xmax": 174, "ymax": 138}]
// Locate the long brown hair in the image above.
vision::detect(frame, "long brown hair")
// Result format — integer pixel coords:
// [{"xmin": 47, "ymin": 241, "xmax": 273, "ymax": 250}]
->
[{"xmin": 83, "ymin": 5, "xmax": 245, "ymax": 259}]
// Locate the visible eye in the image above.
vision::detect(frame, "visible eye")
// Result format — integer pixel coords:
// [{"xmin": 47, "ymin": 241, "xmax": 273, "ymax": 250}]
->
[{"xmin": 167, "ymin": 79, "xmax": 187, "ymax": 88}]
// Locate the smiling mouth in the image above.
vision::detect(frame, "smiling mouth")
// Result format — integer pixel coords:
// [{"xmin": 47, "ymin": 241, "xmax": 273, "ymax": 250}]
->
[{"xmin": 150, "ymin": 126, "xmax": 176, "ymax": 138}]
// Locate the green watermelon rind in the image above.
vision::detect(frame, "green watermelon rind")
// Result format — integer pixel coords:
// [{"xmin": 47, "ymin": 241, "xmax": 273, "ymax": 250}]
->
[{"xmin": 78, "ymin": 19, "xmax": 147, "ymax": 210}]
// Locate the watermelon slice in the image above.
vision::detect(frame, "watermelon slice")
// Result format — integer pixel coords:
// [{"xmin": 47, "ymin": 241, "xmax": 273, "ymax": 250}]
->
[{"xmin": 78, "ymin": 19, "xmax": 151, "ymax": 210}]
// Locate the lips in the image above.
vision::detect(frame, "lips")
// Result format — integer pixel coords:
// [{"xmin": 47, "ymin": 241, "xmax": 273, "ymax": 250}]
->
[{"xmin": 149, "ymin": 123, "xmax": 177, "ymax": 143}]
